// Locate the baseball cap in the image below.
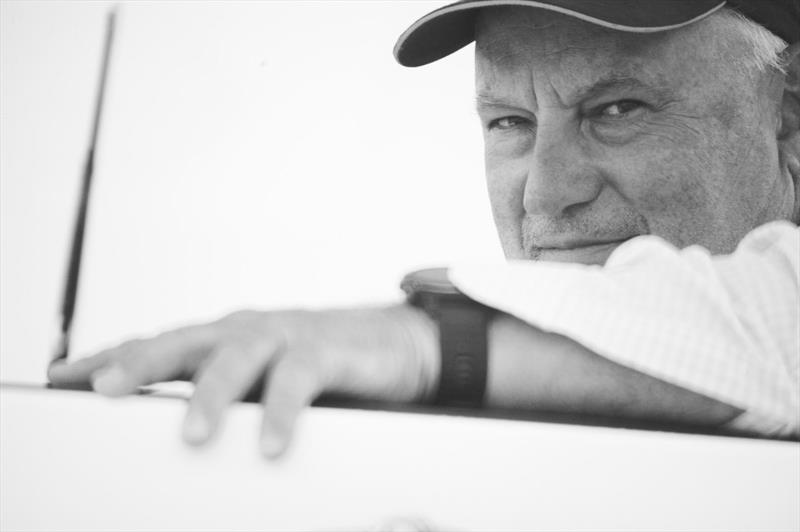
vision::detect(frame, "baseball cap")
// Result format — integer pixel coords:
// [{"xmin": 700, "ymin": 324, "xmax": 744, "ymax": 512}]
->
[{"xmin": 394, "ymin": 0, "xmax": 800, "ymax": 67}]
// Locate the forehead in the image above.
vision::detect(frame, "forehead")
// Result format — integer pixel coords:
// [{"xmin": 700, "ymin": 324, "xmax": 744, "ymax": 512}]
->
[{"xmin": 474, "ymin": 7, "xmax": 728, "ymax": 99}]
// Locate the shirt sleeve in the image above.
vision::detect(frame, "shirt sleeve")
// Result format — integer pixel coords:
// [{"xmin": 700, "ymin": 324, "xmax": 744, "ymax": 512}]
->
[{"xmin": 448, "ymin": 221, "xmax": 800, "ymax": 437}]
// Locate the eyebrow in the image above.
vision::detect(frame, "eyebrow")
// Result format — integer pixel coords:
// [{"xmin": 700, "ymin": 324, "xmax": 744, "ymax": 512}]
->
[
  {"xmin": 475, "ymin": 75, "xmax": 670, "ymax": 112},
  {"xmin": 571, "ymin": 76, "xmax": 663, "ymax": 104},
  {"xmin": 474, "ymin": 94, "xmax": 522, "ymax": 111}
]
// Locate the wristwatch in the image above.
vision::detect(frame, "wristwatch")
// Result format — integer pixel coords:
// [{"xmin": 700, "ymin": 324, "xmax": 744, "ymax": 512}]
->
[{"xmin": 400, "ymin": 268, "xmax": 494, "ymax": 407}]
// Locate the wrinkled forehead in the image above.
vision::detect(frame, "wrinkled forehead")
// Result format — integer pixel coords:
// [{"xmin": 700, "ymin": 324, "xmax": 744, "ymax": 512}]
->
[
  {"xmin": 474, "ymin": 6, "xmax": 714, "ymax": 94},
  {"xmin": 477, "ymin": 7, "xmax": 666, "ymax": 73}
]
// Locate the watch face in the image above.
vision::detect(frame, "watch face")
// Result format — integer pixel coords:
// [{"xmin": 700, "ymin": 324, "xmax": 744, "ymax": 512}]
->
[{"xmin": 401, "ymin": 267, "xmax": 461, "ymax": 296}]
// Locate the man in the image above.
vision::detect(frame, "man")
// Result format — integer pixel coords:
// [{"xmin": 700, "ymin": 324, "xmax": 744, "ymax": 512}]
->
[{"xmin": 49, "ymin": 0, "xmax": 800, "ymax": 457}]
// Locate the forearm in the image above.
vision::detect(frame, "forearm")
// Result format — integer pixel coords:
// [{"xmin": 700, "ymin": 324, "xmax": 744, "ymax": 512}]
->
[
  {"xmin": 396, "ymin": 303, "xmax": 741, "ymax": 424},
  {"xmin": 485, "ymin": 313, "xmax": 742, "ymax": 425}
]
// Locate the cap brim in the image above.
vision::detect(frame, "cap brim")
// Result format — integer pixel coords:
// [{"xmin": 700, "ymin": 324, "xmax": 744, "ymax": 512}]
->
[{"xmin": 394, "ymin": 0, "xmax": 726, "ymax": 67}]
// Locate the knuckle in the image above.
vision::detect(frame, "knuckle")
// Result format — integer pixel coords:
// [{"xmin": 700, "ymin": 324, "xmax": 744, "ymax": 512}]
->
[
  {"xmin": 271, "ymin": 311, "xmax": 319, "ymax": 352},
  {"xmin": 218, "ymin": 311, "xmax": 274, "ymax": 344},
  {"xmin": 99, "ymin": 339, "xmax": 144, "ymax": 369},
  {"xmin": 198, "ymin": 343, "xmax": 261, "ymax": 391},
  {"xmin": 113, "ymin": 337, "xmax": 147, "ymax": 354},
  {"xmin": 219, "ymin": 310, "xmax": 292, "ymax": 353},
  {"xmin": 110, "ymin": 338, "xmax": 163, "ymax": 380},
  {"xmin": 274, "ymin": 356, "xmax": 322, "ymax": 395},
  {"xmin": 220, "ymin": 309, "xmax": 260, "ymax": 325},
  {"xmin": 200, "ymin": 363, "xmax": 239, "ymax": 392},
  {"xmin": 154, "ymin": 327, "xmax": 190, "ymax": 344},
  {"xmin": 114, "ymin": 348, "xmax": 151, "ymax": 377},
  {"xmin": 226, "ymin": 338, "xmax": 269, "ymax": 366},
  {"xmin": 153, "ymin": 324, "xmax": 207, "ymax": 349}
]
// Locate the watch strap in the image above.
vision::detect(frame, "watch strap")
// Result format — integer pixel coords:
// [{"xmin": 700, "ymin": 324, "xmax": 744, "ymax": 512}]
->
[{"xmin": 434, "ymin": 299, "xmax": 490, "ymax": 407}]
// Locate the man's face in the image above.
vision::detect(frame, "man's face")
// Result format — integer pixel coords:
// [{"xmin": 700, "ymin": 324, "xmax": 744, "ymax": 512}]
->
[{"xmin": 476, "ymin": 8, "xmax": 795, "ymax": 263}]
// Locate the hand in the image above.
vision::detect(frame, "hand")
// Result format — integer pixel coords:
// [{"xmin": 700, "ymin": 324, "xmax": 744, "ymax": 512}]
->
[{"xmin": 48, "ymin": 304, "xmax": 439, "ymax": 457}]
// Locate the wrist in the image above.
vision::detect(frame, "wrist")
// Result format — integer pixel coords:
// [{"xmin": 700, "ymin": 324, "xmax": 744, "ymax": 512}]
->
[
  {"xmin": 382, "ymin": 304, "xmax": 440, "ymax": 403},
  {"xmin": 400, "ymin": 268, "xmax": 494, "ymax": 407}
]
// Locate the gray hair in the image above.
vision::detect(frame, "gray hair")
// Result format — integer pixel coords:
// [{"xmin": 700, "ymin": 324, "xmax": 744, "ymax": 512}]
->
[{"xmin": 717, "ymin": 7, "xmax": 789, "ymax": 74}]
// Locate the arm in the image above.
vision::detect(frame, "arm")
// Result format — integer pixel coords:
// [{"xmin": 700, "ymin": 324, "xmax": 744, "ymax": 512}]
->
[
  {"xmin": 450, "ymin": 221, "xmax": 800, "ymax": 434},
  {"xmin": 395, "ymin": 303, "xmax": 741, "ymax": 425},
  {"xmin": 49, "ymin": 223, "xmax": 798, "ymax": 456},
  {"xmin": 41, "ymin": 296, "xmax": 759, "ymax": 459},
  {"xmin": 485, "ymin": 314, "xmax": 741, "ymax": 425}
]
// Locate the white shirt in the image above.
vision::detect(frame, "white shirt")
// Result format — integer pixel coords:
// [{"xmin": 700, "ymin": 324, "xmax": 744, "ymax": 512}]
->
[{"xmin": 449, "ymin": 221, "xmax": 800, "ymax": 437}]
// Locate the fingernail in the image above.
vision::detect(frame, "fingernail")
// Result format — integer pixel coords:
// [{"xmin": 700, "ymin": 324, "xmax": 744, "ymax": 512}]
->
[
  {"xmin": 92, "ymin": 366, "xmax": 128, "ymax": 396},
  {"xmin": 260, "ymin": 434, "xmax": 285, "ymax": 459},
  {"xmin": 183, "ymin": 415, "xmax": 209, "ymax": 444}
]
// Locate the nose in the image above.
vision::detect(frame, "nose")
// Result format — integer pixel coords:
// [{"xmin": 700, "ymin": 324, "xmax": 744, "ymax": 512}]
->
[{"xmin": 523, "ymin": 125, "xmax": 603, "ymax": 217}]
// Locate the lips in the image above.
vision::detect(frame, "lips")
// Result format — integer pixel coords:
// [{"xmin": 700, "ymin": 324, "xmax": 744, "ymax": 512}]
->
[
  {"xmin": 535, "ymin": 237, "xmax": 632, "ymax": 250},
  {"xmin": 520, "ymin": 214, "xmax": 648, "ymax": 264},
  {"xmin": 532, "ymin": 238, "xmax": 635, "ymax": 265}
]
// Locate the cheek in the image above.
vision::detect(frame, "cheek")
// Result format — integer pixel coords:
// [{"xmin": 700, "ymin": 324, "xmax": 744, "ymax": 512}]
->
[
  {"xmin": 485, "ymin": 148, "xmax": 528, "ymax": 256},
  {"xmin": 618, "ymin": 118, "xmax": 780, "ymax": 251},
  {"xmin": 485, "ymin": 149, "xmax": 526, "ymax": 217},
  {"xmin": 630, "ymin": 156, "xmax": 709, "ymax": 211},
  {"xmin": 602, "ymin": 145, "xmax": 716, "ymax": 246}
]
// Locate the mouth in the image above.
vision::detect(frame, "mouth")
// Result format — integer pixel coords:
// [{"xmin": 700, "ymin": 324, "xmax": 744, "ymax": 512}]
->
[{"xmin": 531, "ymin": 238, "xmax": 635, "ymax": 265}]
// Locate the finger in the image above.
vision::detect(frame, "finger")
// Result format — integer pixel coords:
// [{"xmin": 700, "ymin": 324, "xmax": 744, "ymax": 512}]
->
[
  {"xmin": 259, "ymin": 356, "xmax": 322, "ymax": 459},
  {"xmin": 182, "ymin": 338, "xmax": 281, "ymax": 445},
  {"xmin": 94, "ymin": 328, "xmax": 217, "ymax": 396},
  {"xmin": 50, "ymin": 324, "xmax": 219, "ymax": 396},
  {"xmin": 48, "ymin": 351, "xmax": 114, "ymax": 385}
]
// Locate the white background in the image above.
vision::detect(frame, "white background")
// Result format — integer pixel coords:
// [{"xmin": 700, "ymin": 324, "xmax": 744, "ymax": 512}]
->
[{"xmin": 0, "ymin": 0, "xmax": 501, "ymax": 381}]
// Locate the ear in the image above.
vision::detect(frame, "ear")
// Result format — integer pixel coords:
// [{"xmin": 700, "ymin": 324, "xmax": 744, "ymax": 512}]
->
[{"xmin": 777, "ymin": 43, "xmax": 800, "ymax": 222}]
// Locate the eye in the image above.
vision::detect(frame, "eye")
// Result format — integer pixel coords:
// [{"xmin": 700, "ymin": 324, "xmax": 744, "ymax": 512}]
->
[
  {"xmin": 597, "ymin": 100, "xmax": 644, "ymax": 118},
  {"xmin": 488, "ymin": 116, "xmax": 532, "ymax": 131}
]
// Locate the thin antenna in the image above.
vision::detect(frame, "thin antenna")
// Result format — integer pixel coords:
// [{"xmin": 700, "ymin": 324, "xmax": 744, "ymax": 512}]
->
[{"xmin": 51, "ymin": 8, "xmax": 117, "ymax": 367}]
